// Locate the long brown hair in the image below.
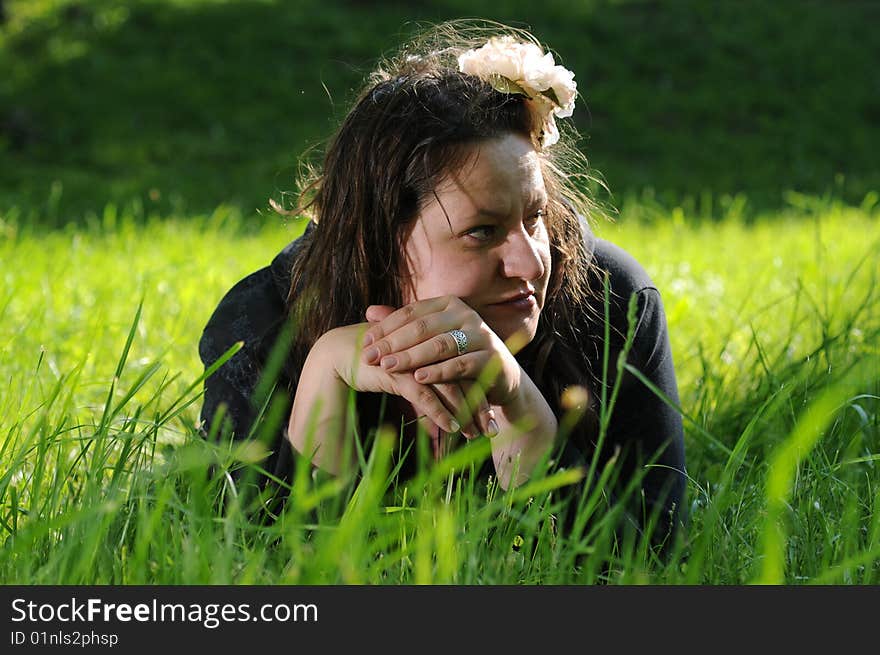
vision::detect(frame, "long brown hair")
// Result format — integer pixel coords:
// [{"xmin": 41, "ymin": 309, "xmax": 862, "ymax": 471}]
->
[{"xmin": 284, "ymin": 20, "xmax": 603, "ymax": 427}]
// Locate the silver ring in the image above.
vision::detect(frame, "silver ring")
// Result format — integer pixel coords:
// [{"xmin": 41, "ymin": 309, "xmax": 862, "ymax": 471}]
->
[{"xmin": 448, "ymin": 329, "xmax": 468, "ymax": 355}]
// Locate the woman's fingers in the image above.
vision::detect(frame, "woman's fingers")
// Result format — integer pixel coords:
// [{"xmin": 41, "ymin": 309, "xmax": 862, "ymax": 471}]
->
[
  {"xmin": 363, "ymin": 307, "xmax": 461, "ymax": 366},
  {"xmin": 363, "ymin": 297, "xmax": 451, "ymax": 345},
  {"xmin": 408, "ymin": 351, "xmax": 511, "ymax": 413},
  {"xmin": 410, "ymin": 351, "xmax": 487, "ymax": 384},
  {"xmin": 459, "ymin": 380, "xmax": 499, "ymax": 439},
  {"xmin": 428, "ymin": 379, "xmax": 498, "ymax": 441},
  {"xmin": 365, "ymin": 305, "xmax": 396, "ymax": 323},
  {"xmin": 362, "ymin": 297, "xmax": 478, "ymax": 361},
  {"xmin": 391, "ymin": 373, "xmax": 460, "ymax": 435},
  {"xmin": 431, "ymin": 381, "xmax": 479, "ymax": 440},
  {"xmin": 377, "ymin": 330, "xmax": 486, "ymax": 373}
]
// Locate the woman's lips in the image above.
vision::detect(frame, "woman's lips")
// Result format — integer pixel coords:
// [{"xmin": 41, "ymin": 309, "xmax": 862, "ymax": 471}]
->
[{"xmin": 489, "ymin": 294, "xmax": 537, "ymax": 312}]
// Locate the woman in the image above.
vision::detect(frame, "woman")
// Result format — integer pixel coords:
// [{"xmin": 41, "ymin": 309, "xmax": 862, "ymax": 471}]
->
[{"xmin": 199, "ymin": 23, "xmax": 686, "ymax": 537}]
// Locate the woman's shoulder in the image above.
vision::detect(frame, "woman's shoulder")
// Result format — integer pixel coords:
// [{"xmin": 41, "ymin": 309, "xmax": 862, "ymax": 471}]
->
[
  {"xmin": 576, "ymin": 219, "xmax": 672, "ymax": 372},
  {"xmin": 198, "ymin": 265, "xmax": 283, "ymax": 368},
  {"xmin": 198, "ymin": 221, "xmax": 316, "ymax": 367}
]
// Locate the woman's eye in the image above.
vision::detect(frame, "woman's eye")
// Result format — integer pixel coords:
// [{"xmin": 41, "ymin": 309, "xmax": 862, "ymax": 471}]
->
[
  {"xmin": 466, "ymin": 225, "xmax": 496, "ymax": 241},
  {"xmin": 525, "ymin": 209, "xmax": 546, "ymax": 229}
]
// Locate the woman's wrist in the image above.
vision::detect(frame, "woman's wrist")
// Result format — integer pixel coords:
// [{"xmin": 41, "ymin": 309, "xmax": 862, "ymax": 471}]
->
[{"xmin": 490, "ymin": 370, "xmax": 558, "ymax": 490}]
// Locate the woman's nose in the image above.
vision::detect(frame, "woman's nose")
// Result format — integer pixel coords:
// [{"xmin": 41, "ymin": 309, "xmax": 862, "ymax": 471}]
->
[{"xmin": 499, "ymin": 229, "xmax": 546, "ymax": 281}]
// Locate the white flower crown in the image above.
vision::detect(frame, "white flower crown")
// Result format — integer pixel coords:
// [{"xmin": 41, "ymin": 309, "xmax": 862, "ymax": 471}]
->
[{"xmin": 458, "ymin": 36, "xmax": 577, "ymax": 148}]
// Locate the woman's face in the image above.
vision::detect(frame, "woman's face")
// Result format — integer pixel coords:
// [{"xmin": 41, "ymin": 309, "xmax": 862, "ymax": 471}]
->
[{"xmin": 402, "ymin": 133, "xmax": 552, "ymax": 345}]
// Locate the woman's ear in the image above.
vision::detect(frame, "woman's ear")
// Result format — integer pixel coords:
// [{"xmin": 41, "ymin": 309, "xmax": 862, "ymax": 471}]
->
[{"xmin": 365, "ymin": 304, "xmax": 397, "ymax": 323}]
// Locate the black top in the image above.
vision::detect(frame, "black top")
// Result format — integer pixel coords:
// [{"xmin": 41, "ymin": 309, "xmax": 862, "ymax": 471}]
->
[{"xmin": 198, "ymin": 220, "xmax": 687, "ymax": 536}]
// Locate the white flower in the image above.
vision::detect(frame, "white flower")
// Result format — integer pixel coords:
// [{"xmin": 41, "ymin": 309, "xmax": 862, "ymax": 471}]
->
[
  {"xmin": 458, "ymin": 37, "xmax": 529, "ymax": 82},
  {"xmin": 545, "ymin": 66, "xmax": 577, "ymax": 117},
  {"xmin": 458, "ymin": 36, "xmax": 578, "ymax": 147}
]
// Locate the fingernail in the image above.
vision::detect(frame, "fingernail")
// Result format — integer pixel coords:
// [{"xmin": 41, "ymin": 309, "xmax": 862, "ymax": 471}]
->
[
  {"xmin": 486, "ymin": 419, "xmax": 499, "ymax": 438},
  {"xmin": 415, "ymin": 370, "xmax": 427, "ymax": 381},
  {"xmin": 364, "ymin": 346, "xmax": 378, "ymax": 362},
  {"xmin": 362, "ymin": 333, "xmax": 373, "ymax": 347},
  {"xmin": 380, "ymin": 355, "xmax": 397, "ymax": 369},
  {"xmin": 449, "ymin": 418, "xmax": 461, "ymax": 432}
]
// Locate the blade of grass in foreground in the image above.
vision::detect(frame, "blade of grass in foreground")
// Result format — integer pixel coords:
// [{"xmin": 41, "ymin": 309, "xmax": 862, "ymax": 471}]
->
[{"xmin": 755, "ymin": 365, "xmax": 874, "ymax": 584}]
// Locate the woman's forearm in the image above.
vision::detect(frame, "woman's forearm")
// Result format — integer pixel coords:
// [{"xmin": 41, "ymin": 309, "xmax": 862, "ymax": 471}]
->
[
  {"xmin": 287, "ymin": 336, "xmax": 356, "ymax": 476},
  {"xmin": 490, "ymin": 371, "xmax": 558, "ymax": 491}
]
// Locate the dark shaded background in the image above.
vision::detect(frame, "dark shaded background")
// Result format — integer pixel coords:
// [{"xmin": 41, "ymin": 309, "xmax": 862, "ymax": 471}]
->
[{"xmin": 1, "ymin": 0, "xmax": 878, "ymax": 226}]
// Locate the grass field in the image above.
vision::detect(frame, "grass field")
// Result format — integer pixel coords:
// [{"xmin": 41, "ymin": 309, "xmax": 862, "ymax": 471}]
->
[
  {"xmin": 1, "ymin": 0, "xmax": 878, "ymax": 585},
  {"xmin": 1, "ymin": 196, "xmax": 877, "ymax": 584}
]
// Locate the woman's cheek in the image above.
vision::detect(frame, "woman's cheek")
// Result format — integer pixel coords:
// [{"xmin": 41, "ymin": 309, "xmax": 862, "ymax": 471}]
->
[{"xmin": 429, "ymin": 260, "xmax": 486, "ymax": 298}]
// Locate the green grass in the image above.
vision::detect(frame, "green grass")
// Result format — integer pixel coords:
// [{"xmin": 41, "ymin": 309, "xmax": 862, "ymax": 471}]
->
[
  {"xmin": 1, "ymin": 196, "xmax": 877, "ymax": 584},
  {"xmin": 1, "ymin": 0, "xmax": 878, "ymax": 585}
]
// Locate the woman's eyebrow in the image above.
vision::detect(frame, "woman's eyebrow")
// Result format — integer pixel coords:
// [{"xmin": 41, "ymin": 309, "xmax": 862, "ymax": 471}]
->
[
  {"xmin": 463, "ymin": 197, "xmax": 548, "ymax": 223},
  {"xmin": 530, "ymin": 192, "xmax": 549, "ymax": 208},
  {"xmin": 462, "ymin": 206, "xmax": 509, "ymax": 222},
  {"xmin": 434, "ymin": 193, "xmax": 508, "ymax": 232}
]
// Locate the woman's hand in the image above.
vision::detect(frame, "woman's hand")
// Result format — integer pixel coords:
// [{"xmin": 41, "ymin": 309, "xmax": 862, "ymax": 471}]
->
[
  {"xmin": 360, "ymin": 296, "xmax": 561, "ymax": 490},
  {"xmin": 361, "ymin": 296, "xmax": 526, "ymax": 437},
  {"xmin": 290, "ymin": 298, "xmax": 558, "ymax": 486},
  {"xmin": 288, "ymin": 322, "xmax": 469, "ymax": 474},
  {"xmin": 288, "ymin": 323, "xmax": 492, "ymax": 474},
  {"xmin": 318, "ymin": 324, "xmax": 464, "ymax": 436},
  {"xmin": 363, "ymin": 303, "xmax": 493, "ymax": 443}
]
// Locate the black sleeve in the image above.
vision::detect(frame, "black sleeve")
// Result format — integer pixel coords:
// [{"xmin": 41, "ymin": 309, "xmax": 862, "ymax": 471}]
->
[
  {"xmin": 198, "ymin": 265, "xmax": 294, "ymax": 488},
  {"xmin": 198, "ymin": 223, "xmax": 314, "ymax": 494},
  {"xmin": 587, "ymin": 239, "xmax": 687, "ymax": 539}
]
